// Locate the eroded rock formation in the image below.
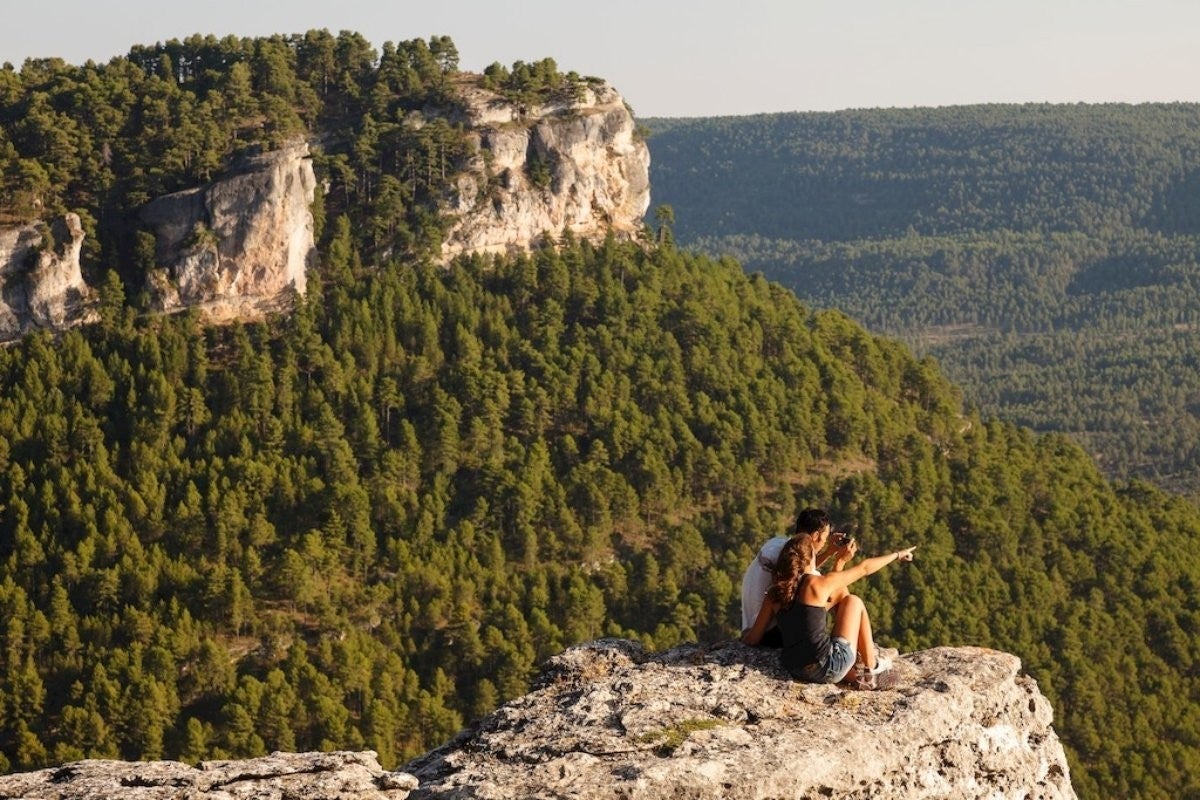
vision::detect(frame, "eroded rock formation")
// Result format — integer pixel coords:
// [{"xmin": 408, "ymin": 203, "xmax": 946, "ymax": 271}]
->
[
  {"xmin": 438, "ymin": 80, "xmax": 651, "ymax": 262},
  {"xmin": 0, "ymin": 213, "xmax": 95, "ymax": 342},
  {"xmin": 139, "ymin": 140, "xmax": 316, "ymax": 321},
  {"xmin": 405, "ymin": 639, "xmax": 1076, "ymax": 799},
  {"xmin": 0, "ymin": 78, "xmax": 649, "ymax": 340}
]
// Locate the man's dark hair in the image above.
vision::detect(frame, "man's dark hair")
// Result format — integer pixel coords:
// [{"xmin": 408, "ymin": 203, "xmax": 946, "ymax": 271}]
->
[{"xmin": 792, "ymin": 508, "xmax": 830, "ymax": 536}]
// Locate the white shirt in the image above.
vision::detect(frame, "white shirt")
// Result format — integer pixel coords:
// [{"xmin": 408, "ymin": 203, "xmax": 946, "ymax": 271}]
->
[{"xmin": 740, "ymin": 536, "xmax": 790, "ymax": 631}]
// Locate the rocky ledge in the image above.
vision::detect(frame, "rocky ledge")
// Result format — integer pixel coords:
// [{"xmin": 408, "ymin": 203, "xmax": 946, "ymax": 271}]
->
[
  {"xmin": 0, "ymin": 640, "xmax": 1075, "ymax": 799},
  {"xmin": 0, "ymin": 750, "xmax": 417, "ymax": 800},
  {"xmin": 405, "ymin": 639, "xmax": 1076, "ymax": 799}
]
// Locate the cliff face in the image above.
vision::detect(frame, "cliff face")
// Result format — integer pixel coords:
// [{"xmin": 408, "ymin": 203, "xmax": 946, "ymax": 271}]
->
[
  {"xmin": 438, "ymin": 80, "xmax": 651, "ymax": 262},
  {"xmin": 0, "ymin": 213, "xmax": 95, "ymax": 342},
  {"xmin": 136, "ymin": 81, "xmax": 649, "ymax": 316},
  {"xmin": 139, "ymin": 141, "xmax": 317, "ymax": 321},
  {"xmin": 0, "ymin": 640, "xmax": 1075, "ymax": 800},
  {"xmin": 1, "ymin": 79, "xmax": 648, "ymax": 338}
]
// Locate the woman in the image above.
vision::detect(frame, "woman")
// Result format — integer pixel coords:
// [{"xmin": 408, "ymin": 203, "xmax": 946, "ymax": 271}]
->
[{"xmin": 741, "ymin": 525, "xmax": 915, "ymax": 689}]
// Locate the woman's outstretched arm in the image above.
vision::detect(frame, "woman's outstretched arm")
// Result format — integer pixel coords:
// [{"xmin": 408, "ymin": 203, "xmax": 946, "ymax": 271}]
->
[{"xmin": 817, "ymin": 546, "xmax": 916, "ymax": 596}]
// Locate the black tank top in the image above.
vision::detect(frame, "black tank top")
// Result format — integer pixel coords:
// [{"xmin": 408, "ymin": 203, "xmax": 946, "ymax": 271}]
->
[{"xmin": 776, "ymin": 574, "xmax": 830, "ymax": 673}]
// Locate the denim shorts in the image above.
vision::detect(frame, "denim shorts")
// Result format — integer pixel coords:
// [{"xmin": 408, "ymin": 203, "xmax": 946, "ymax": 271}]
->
[{"xmin": 790, "ymin": 636, "xmax": 856, "ymax": 684}]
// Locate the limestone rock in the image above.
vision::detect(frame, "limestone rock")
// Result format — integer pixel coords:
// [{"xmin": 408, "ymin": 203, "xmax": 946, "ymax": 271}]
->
[
  {"xmin": 1, "ymin": 81, "xmax": 646, "ymax": 339},
  {"xmin": 0, "ymin": 213, "xmax": 95, "ymax": 342},
  {"xmin": 139, "ymin": 140, "xmax": 316, "ymax": 322},
  {"xmin": 405, "ymin": 639, "xmax": 1076, "ymax": 799},
  {"xmin": 0, "ymin": 750, "xmax": 418, "ymax": 800},
  {"xmin": 438, "ymin": 80, "xmax": 651, "ymax": 262}
]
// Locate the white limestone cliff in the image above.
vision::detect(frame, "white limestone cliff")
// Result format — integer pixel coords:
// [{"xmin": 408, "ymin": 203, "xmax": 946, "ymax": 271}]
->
[
  {"xmin": 138, "ymin": 140, "xmax": 316, "ymax": 322},
  {"xmin": 0, "ymin": 213, "xmax": 96, "ymax": 342},
  {"xmin": 0, "ymin": 79, "xmax": 649, "ymax": 339},
  {"xmin": 437, "ymin": 79, "xmax": 651, "ymax": 262}
]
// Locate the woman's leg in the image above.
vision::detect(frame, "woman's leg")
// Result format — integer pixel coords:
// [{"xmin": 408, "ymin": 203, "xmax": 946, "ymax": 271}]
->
[{"xmin": 831, "ymin": 593, "xmax": 875, "ymax": 670}]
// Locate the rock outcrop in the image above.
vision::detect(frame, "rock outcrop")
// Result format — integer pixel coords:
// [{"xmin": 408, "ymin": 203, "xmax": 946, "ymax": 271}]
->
[
  {"xmin": 1, "ymin": 80, "xmax": 648, "ymax": 339},
  {"xmin": 0, "ymin": 750, "xmax": 418, "ymax": 800},
  {"xmin": 139, "ymin": 140, "xmax": 316, "ymax": 321},
  {"xmin": 0, "ymin": 213, "xmax": 95, "ymax": 342},
  {"xmin": 405, "ymin": 639, "xmax": 1076, "ymax": 799},
  {"xmin": 0, "ymin": 640, "xmax": 1074, "ymax": 799},
  {"xmin": 438, "ymin": 80, "xmax": 651, "ymax": 262}
]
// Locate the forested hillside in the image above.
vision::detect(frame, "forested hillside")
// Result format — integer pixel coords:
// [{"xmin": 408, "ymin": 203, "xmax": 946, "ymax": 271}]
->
[
  {"xmin": 0, "ymin": 234, "xmax": 1197, "ymax": 797},
  {"xmin": 643, "ymin": 106, "xmax": 1200, "ymax": 497},
  {"xmin": 2, "ymin": 37, "xmax": 1200, "ymax": 800}
]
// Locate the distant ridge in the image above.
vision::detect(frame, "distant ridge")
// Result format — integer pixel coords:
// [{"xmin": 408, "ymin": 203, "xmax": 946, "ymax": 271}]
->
[{"xmin": 642, "ymin": 103, "xmax": 1200, "ymax": 496}]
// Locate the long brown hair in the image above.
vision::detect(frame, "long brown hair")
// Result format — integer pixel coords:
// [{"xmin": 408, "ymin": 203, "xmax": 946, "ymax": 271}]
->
[{"xmin": 766, "ymin": 534, "xmax": 815, "ymax": 609}]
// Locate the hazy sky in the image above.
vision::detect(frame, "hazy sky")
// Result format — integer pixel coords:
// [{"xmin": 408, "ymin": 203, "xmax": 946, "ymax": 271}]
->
[{"xmin": 2, "ymin": 0, "xmax": 1196, "ymax": 117}]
